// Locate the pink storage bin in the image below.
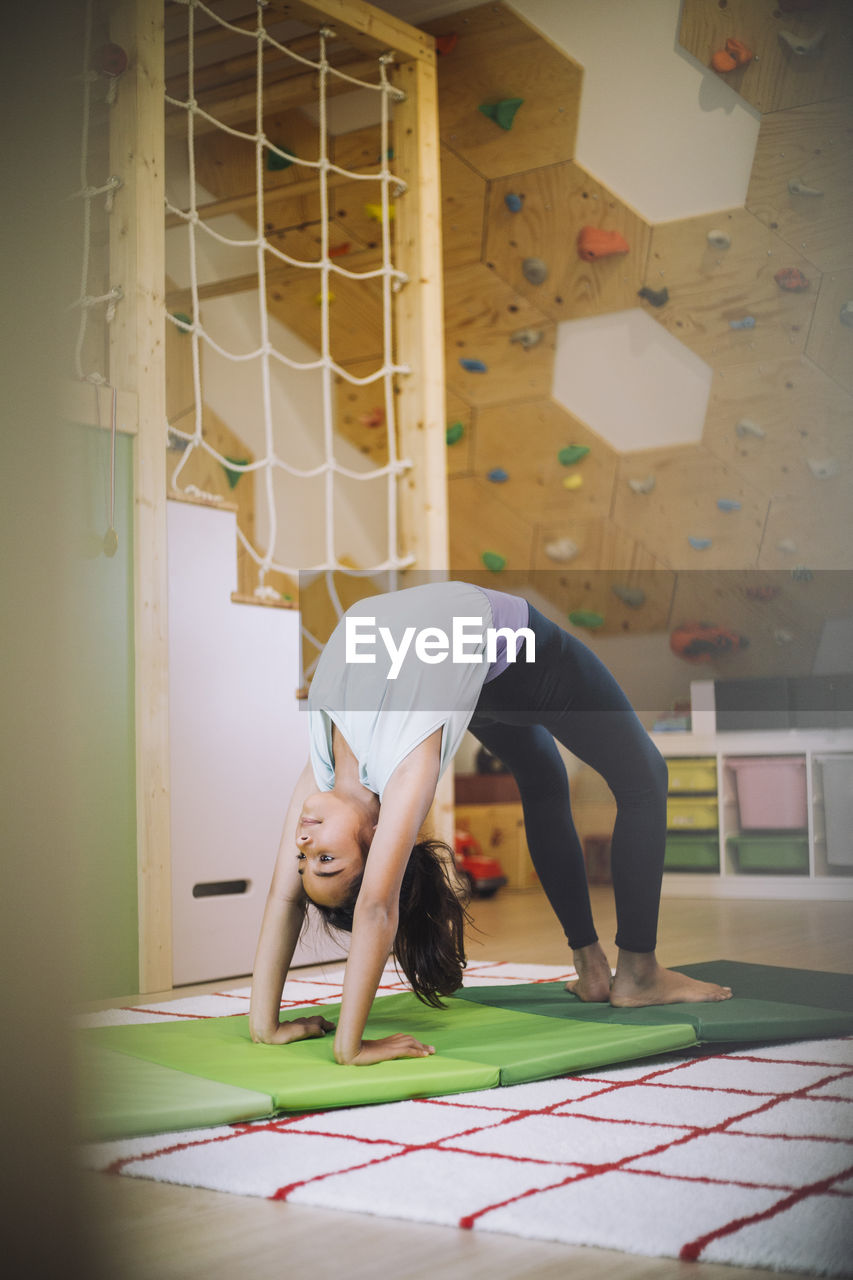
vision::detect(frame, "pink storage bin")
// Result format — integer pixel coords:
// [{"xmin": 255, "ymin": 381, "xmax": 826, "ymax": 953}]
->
[{"xmin": 727, "ymin": 756, "xmax": 807, "ymax": 830}]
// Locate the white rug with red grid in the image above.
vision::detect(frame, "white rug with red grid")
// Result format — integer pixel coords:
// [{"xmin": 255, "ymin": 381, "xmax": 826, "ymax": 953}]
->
[{"xmin": 79, "ymin": 961, "xmax": 853, "ymax": 1275}]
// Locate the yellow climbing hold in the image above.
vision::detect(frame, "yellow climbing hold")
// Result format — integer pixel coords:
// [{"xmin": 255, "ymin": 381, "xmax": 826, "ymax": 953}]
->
[
  {"xmin": 562, "ymin": 474, "xmax": 584, "ymax": 491},
  {"xmin": 314, "ymin": 291, "xmax": 336, "ymax": 306},
  {"xmin": 364, "ymin": 202, "xmax": 396, "ymax": 223}
]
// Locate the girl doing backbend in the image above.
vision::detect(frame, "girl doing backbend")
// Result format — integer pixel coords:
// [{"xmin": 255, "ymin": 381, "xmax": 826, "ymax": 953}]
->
[{"xmin": 249, "ymin": 581, "xmax": 731, "ymax": 1066}]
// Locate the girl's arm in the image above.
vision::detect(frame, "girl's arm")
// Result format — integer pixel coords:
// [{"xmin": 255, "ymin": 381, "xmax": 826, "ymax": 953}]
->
[
  {"xmin": 249, "ymin": 759, "xmax": 336, "ymax": 1045},
  {"xmin": 333, "ymin": 735, "xmax": 442, "ymax": 1066}
]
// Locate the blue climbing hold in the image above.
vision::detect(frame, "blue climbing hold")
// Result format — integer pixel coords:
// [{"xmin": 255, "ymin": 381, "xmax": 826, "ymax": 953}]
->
[
  {"xmin": 459, "ymin": 358, "xmax": 488, "ymax": 373},
  {"xmin": 717, "ymin": 499, "xmax": 742, "ymax": 512},
  {"xmin": 505, "ymin": 193, "xmax": 523, "ymax": 213},
  {"xmin": 487, "ymin": 467, "xmax": 509, "ymax": 483},
  {"xmin": 730, "ymin": 316, "xmax": 756, "ymax": 330},
  {"xmin": 688, "ymin": 536, "xmax": 713, "ymax": 551}
]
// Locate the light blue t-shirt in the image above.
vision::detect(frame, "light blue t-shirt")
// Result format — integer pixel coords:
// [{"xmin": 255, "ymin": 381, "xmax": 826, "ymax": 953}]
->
[{"xmin": 308, "ymin": 581, "xmax": 506, "ymax": 799}]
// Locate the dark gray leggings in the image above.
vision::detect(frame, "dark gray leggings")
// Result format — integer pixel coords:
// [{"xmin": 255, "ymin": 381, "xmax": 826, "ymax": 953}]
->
[{"xmin": 469, "ymin": 605, "xmax": 669, "ymax": 954}]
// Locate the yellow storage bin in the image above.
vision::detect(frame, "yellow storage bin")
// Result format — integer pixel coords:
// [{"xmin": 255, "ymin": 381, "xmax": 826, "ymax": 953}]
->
[
  {"xmin": 667, "ymin": 795, "xmax": 719, "ymax": 831},
  {"xmin": 667, "ymin": 757, "xmax": 717, "ymax": 794}
]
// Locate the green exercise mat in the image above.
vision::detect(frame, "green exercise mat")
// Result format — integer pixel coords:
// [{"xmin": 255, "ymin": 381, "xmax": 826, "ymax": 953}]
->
[
  {"xmin": 454, "ymin": 960, "xmax": 853, "ymax": 1043},
  {"xmin": 81, "ymin": 991, "xmax": 695, "ymax": 1135}
]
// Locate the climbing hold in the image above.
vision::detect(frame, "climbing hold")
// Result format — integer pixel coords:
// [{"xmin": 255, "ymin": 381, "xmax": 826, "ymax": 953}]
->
[
  {"xmin": 612, "ymin": 585, "xmax": 646, "ymax": 609},
  {"xmin": 487, "ymin": 467, "xmax": 509, "ymax": 483},
  {"xmin": 267, "ymin": 144, "xmax": 294, "ymax": 172},
  {"xmin": 504, "ymin": 193, "xmax": 524, "ymax": 213},
  {"xmin": 522, "ymin": 257, "xmax": 548, "ymax": 285},
  {"xmin": 792, "ymin": 566, "xmax": 814, "ymax": 581},
  {"xmin": 364, "ymin": 202, "xmax": 396, "ymax": 222},
  {"xmin": 717, "ymin": 499, "xmax": 742, "ymax": 512},
  {"xmin": 711, "ymin": 37, "xmax": 753, "ymax": 73},
  {"xmin": 777, "ymin": 538, "xmax": 797, "ymax": 554},
  {"xmin": 746, "ymin": 585, "xmax": 781, "ymax": 602},
  {"xmin": 707, "ymin": 229, "xmax": 731, "ymax": 249},
  {"xmin": 314, "ymin": 291, "xmax": 335, "ymax": 306},
  {"xmin": 478, "ymin": 98, "xmax": 524, "ymax": 131},
  {"xmin": 435, "ymin": 33, "xmax": 458, "ymax": 55},
  {"xmin": 459, "ymin": 358, "xmax": 488, "ymax": 374},
  {"xmin": 688, "ymin": 536, "xmax": 713, "ymax": 551},
  {"xmin": 510, "ymin": 327, "xmax": 544, "ymax": 350},
  {"xmin": 445, "ymin": 421, "xmax": 465, "ymax": 445},
  {"xmin": 557, "ymin": 445, "xmax": 590, "ymax": 467},
  {"xmin": 172, "ymin": 311, "xmax": 193, "ymax": 333},
  {"xmin": 328, "ymin": 242, "xmax": 352, "ymax": 259},
  {"xmin": 222, "ymin": 456, "xmax": 249, "ymax": 489},
  {"xmin": 735, "ymin": 418, "xmax": 766, "ymax": 439},
  {"xmin": 569, "ymin": 610, "xmax": 605, "ymax": 630},
  {"xmin": 562, "ymin": 474, "xmax": 584, "ymax": 491},
  {"xmin": 544, "ymin": 537, "xmax": 579, "ymax": 563},
  {"xmin": 481, "ymin": 551, "xmax": 507, "ymax": 573},
  {"xmin": 774, "ymin": 629, "xmax": 794, "ymax": 646},
  {"xmin": 670, "ymin": 622, "xmax": 749, "ymax": 663},
  {"xmin": 628, "ymin": 474, "xmax": 655, "ymax": 494},
  {"xmin": 577, "ymin": 226, "xmax": 630, "ymax": 262},
  {"xmin": 730, "ymin": 316, "xmax": 756, "ymax": 330},
  {"xmin": 839, "ymin": 302, "xmax": 853, "ymax": 327},
  {"xmin": 359, "ymin": 408, "xmax": 385, "ymax": 429},
  {"xmin": 637, "ymin": 285, "xmax": 669, "ymax": 307},
  {"xmin": 94, "ymin": 42, "xmax": 128, "ymax": 77},
  {"xmin": 787, "ymin": 178, "xmax": 823, "ymax": 197},
  {"xmin": 774, "ymin": 266, "xmax": 810, "ymax": 291},
  {"xmin": 779, "ymin": 27, "xmax": 825, "ymax": 56},
  {"xmin": 808, "ymin": 457, "xmax": 840, "ymax": 480}
]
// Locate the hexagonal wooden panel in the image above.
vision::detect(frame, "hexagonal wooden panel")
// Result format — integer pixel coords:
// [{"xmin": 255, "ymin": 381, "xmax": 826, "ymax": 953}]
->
[
  {"xmin": 421, "ymin": 2, "xmax": 582, "ymax": 182},
  {"xmin": 448, "ymin": 474, "xmax": 535, "ymax": 574},
  {"xmin": 806, "ymin": 266, "xmax": 853, "ymax": 394},
  {"xmin": 647, "ymin": 208, "xmax": 819, "ymax": 369},
  {"xmin": 441, "ymin": 147, "xmax": 487, "ymax": 271},
  {"xmin": 444, "ymin": 262, "xmax": 554, "ymax": 408},
  {"xmin": 333, "ymin": 358, "xmax": 390, "ymax": 467},
  {"xmin": 267, "ymin": 250, "xmax": 385, "ymax": 365},
  {"xmin": 613, "ymin": 446, "xmax": 770, "ymax": 570},
  {"xmin": 486, "ymin": 163, "xmax": 652, "ymax": 324},
  {"xmin": 702, "ymin": 356, "xmax": 853, "ymax": 502},
  {"xmin": 678, "ymin": 0, "xmax": 853, "ymax": 114},
  {"xmin": 473, "ymin": 400, "xmax": 618, "ymax": 522},
  {"xmin": 745, "ymin": 99, "xmax": 853, "ymax": 274},
  {"xmin": 444, "ymin": 388, "xmax": 474, "ymax": 478},
  {"xmin": 760, "ymin": 476, "xmax": 853, "ymax": 570}
]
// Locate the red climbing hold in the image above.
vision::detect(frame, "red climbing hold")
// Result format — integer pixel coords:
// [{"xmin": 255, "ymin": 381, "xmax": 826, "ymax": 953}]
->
[
  {"xmin": 436, "ymin": 33, "xmax": 458, "ymax": 55},
  {"xmin": 329, "ymin": 242, "xmax": 352, "ymax": 259},
  {"xmin": 711, "ymin": 37, "xmax": 753, "ymax": 73},
  {"xmin": 577, "ymin": 227, "xmax": 630, "ymax": 262},
  {"xmin": 670, "ymin": 622, "xmax": 749, "ymax": 664},
  {"xmin": 94, "ymin": 42, "xmax": 128, "ymax": 77},
  {"xmin": 774, "ymin": 266, "xmax": 810, "ymax": 292}
]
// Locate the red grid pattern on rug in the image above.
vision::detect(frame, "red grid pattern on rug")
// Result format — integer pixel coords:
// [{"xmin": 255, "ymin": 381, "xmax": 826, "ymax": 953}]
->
[{"xmin": 82, "ymin": 962, "xmax": 853, "ymax": 1275}]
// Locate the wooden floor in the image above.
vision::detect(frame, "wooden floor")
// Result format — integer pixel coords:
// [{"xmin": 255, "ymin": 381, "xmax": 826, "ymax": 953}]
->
[{"xmin": 82, "ymin": 885, "xmax": 853, "ymax": 1280}]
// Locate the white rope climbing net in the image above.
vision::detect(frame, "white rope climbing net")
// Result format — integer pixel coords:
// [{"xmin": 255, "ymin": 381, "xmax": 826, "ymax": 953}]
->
[{"xmin": 166, "ymin": 0, "xmax": 416, "ymax": 655}]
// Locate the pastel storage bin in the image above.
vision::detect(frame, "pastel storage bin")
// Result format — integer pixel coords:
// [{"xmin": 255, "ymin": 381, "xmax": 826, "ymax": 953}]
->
[
  {"xmin": 726, "ymin": 756, "xmax": 807, "ymax": 830},
  {"xmin": 727, "ymin": 834, "xmax": 809, "ymax": 875},
  {"xmin": 666, "ymin": 796, "xmax": 719, "ymax": 831},
  {"xmin": 667, "ymin": 757, "xmax": 717, "ymax": 793},
  {"xmin": 815, "ymin": 755, "xmax": 853, "ymax": 868},
  {"xmin": 664, "ymin": 834, "xmax": 720, "ymax": 872}
]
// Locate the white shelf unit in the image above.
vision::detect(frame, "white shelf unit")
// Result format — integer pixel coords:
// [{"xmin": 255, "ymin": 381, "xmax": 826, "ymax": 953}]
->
[{"xmin": 651, "ymin": 729, "xmax": 853, "ymax": 901}]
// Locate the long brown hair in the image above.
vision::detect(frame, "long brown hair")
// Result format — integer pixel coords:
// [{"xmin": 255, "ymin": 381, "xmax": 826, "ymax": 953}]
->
[{"xmin": 309, "ymin": 839, "xmax": 471, "ymax": 1008}]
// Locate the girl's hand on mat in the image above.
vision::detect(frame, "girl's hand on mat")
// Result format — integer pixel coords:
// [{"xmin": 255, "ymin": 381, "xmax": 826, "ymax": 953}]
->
[
  {"xmin": 348, "ymin": 1034, "xmax": 436, "ymax": 1066},
  {"xmin": 252, "ymin": 1015, "xmax": 336, "ymax": 1045}
]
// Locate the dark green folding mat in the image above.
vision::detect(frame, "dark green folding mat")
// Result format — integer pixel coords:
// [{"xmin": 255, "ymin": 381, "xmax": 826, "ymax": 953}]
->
[{"xmin": 78, "ymin": 961, "xmax": 853, "ymax": 1141}]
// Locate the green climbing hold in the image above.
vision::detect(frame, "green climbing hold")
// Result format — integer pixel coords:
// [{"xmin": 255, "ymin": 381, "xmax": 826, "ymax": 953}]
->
[
  {"xmin": 558, "ymin": 445, "xmax": 590, "ymax": 467},
  {"xmin": 478, "ymin": 98, "xmax": 524, "ymax": 131},
  {"xmin": 446, "ymin": 422, "xmax": 465, "ymax": 445},
  {"xmin": 481, "ymin": 551, "xmax": 507, "ymax": 573},
  {"xmin": 267, "ymin": 144, "xmax": 294, "ymax": 172},
  {"xmin": 569, "ymin": 610, "xmax": 605, "ymax": 629},
  {"xmin": 172, "ymin": 312, "xmax": 193, "ymax": 333},
  {"xmin": 222, "ymin": 456, "xmax": 250, "ymax": 489}
]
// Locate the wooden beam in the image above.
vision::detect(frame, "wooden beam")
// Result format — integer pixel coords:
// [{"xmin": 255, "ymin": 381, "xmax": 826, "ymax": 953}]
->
[
  {"xmin": 166, "ymin": 31, "xmax": 343, "ymax": 101},
  {"xmin": 109, "ymin": 0, "xmax": 173, "ymax": 994},
  {"xmin": 165, "ymin": 246, "xmax": 382, "ymax": 310},
  {"xmin": 164, "ymin": 162, "xmax": 380, "ymax": 229},
  {"xmin": 165, "ymin": 54, "xmax": 380, "ymax": 134},
  {"xmin": 268, "ymin": 0, "xmax": 434, "ymax": 63}
]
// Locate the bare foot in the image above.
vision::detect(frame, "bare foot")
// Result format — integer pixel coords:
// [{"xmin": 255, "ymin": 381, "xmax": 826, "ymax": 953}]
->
[
  {"xmin": 611, "ymin": 953, "xmax": 732, "ymax": 1008},
  {"xmin": 565, "ymin": 942, "xmax": 612, "ymax": 1003}
]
